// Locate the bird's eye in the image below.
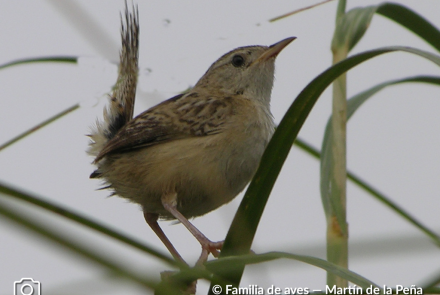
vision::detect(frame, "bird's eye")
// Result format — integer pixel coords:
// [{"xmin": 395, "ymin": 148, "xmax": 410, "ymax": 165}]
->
[{"xmin": 231, "ymin": 55, "xmax": 245, "ymax": 67}]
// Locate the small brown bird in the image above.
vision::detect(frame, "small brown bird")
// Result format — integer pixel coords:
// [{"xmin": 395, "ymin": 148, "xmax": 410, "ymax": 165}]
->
[{"xmin": 88, "ymin": 4, "xmax": 295, "ymax": 265}]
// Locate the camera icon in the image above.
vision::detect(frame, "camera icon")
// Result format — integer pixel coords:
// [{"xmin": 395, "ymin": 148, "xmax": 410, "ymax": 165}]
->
[{"xmin": 14, "ymin": 278, "xmax": 41, "ymax": 295}]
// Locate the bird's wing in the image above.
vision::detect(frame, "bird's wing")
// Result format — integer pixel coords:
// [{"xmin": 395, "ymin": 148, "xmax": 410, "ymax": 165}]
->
[{"xmin": 93, "ymin": 92, "xmax": 233, "ymax": 162}]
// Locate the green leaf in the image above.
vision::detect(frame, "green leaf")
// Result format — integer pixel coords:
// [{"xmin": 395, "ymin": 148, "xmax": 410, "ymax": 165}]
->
[
  {"xmin": 377, "ymin": 2, "xmax": 440, "ymax": 52},
  {"xmin": 0, "ymin": 104, "xmax": 80, "ymax": 152},
  {"xmin": 320, "ymin": 76, "xmax": 440, "ymax": 247},
  {"xmin": 320, "ymin": 76, "xmax": 440, "ymax": 242},
  {"xmin": 269, "ymin": 2, "xmax": 440, "ymax": 55},
  {"xmin": 296, "ymin": 134, "xmax": 440, "ymax": 247},
  {"xmin": 347, "ymin": 172, "xmax": 440, "ymax": 247},
  {"xmin": 0, "ymin": 56, "xmax": 80, "ymax": 150},
  {"xmin": 421, "ymin": 269, "xmax": 440, "ymax": 291},
  {"xmin": 209, "ymin": 46, "xmax": 440, "ymax": 291},
  {"xmin": 331, "ymin": 2, "xmax": 440, "ymax": 55},
  {"xmin": 0, "ymin": 181, "xmax": 178, "ymax": 267},
  {"xmin": 335, "ymin": 0, "xmax": 346, "ymax": 21},
  {"xmin": 0, "ymin": 198, "xmax": 170, "ymax": 293},
  {"xmin": 207, "ymin": 252, "xmax": 380, "ymax": 290},
  {"xmin": 0, "ymin": 56, "xmax": 78, "ymax": 70},
  {"xmin": 332, "ymin": 5, "xmax": 377, "ymax": 53}
]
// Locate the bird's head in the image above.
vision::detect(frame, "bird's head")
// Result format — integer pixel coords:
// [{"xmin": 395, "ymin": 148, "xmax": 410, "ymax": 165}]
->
[{"xmin": 195, "ymin": 37, "xmax": 296, "ymax": 103}]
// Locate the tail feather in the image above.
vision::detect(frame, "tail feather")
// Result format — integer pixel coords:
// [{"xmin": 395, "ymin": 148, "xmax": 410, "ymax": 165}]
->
[{"xmin": 88, "ymin": 2, "xmax": 139, "ymax": 158}]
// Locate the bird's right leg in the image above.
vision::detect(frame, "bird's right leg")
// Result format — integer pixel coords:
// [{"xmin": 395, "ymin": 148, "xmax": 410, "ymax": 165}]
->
[{"xmin": 144, "ymin": 212, "xmax": 188, "ymax": 266}]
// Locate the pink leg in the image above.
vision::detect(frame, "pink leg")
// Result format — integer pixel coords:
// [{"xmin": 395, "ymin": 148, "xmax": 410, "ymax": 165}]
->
[
  {"xmin": 144, "ymin": 212, "xmax": 188, "ymax": 266},
  {"xmin": 161, "ymin": 193, "xmax": 224, "ymax": 265}
]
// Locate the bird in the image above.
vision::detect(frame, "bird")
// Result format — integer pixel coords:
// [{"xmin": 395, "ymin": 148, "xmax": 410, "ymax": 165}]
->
[{"xmin": 87, "ymin": 3, "xmax": 295, "ymax": 265}]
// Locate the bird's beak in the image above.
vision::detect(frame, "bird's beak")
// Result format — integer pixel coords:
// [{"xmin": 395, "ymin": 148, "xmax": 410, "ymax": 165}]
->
[{"xmin": 256, "ymin": 37, "xmax": 296, "ymax": 63}]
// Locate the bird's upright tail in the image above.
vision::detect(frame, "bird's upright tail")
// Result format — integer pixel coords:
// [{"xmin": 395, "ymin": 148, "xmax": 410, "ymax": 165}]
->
[{"xmin": 87, "ymin": 2, "xmax": 139, "ymax": 158}]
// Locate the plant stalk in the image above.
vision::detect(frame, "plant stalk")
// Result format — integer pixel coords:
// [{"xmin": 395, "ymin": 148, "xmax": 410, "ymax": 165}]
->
[{"xmin": 328, "ymin": 1, "xmax": 349, "ymax": 284}]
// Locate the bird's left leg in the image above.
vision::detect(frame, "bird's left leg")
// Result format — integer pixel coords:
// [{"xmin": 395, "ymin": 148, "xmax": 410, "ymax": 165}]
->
[
  {"xmin": 144, "ymin": 212, "xmax": 188, "ymax": 265},
  {"xmin": 161, "ymin": 192, "xmax": 224, "ymax": 265}
]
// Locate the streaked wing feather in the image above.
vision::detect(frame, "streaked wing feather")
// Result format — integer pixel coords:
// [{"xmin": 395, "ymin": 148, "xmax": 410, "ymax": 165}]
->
[{"xmin": 94, "ymin": 92, "xmax": 232, "ymax": 162}]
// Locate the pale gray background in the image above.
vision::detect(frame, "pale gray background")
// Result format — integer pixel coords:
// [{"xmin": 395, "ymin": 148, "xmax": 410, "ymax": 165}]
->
[{"xmin": 0, "ymin": 1, "xmax": 439, "ymax": 294}]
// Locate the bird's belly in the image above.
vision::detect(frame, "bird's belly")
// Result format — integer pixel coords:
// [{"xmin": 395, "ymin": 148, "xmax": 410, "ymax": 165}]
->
[{"xmin": 101, "ymin": 129, "xmax": 270, "ymax": 219}]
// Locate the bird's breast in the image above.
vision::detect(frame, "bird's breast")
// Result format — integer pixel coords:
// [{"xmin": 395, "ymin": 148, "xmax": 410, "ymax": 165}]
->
[{"xmin": 218, "ymin": 101, "xmax": 275, "ymax": 194}]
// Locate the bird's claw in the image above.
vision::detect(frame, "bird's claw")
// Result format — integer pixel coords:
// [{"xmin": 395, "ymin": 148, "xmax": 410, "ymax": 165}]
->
[{"xmin": 196, "ymin": 240, "xmax": 224, "ymax": 266}]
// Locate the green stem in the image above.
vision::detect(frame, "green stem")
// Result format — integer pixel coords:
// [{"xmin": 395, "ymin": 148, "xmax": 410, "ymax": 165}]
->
[
  {"xmin": 328, "ymin": 54, "xmax": 349, "ymax": 285},
  {"xmin": 328, "ymin": 0, "xmax": 349, "ymax": 287}
]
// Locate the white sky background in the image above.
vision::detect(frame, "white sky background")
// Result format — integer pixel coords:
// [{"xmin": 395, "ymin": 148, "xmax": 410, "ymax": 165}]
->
[{"xmin": 0, "ymin": 0, "xmax": 439, "ymax": 294}]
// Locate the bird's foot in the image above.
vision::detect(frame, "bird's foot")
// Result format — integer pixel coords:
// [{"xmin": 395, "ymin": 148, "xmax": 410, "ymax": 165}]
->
[{"xmin": 196, "ymin": 240, "xmax": 224, "ymax": 266}]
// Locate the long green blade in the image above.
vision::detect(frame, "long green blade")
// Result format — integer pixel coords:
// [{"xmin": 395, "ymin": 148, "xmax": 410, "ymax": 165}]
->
[
  {"xmin": 0, "ymin": 56, "xmax": 78, "ymax": 70},
  {"xmin": 377, "ymin": 3, "xmax": 440, "ymax": 52},
  {"xmin": 0, "ymin": 104, "xmax": 80, "ymax": 152},
  {"xmin": 0, "ymin": 199, "xmax": 167, "ymax": 293},
  {"xmin": 207, "ymin": 251, "xmax": 379, "ymax": 290},
  {"xmin": 0, "ymin": 181, "xmax": 178, "ymax": 267}
]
